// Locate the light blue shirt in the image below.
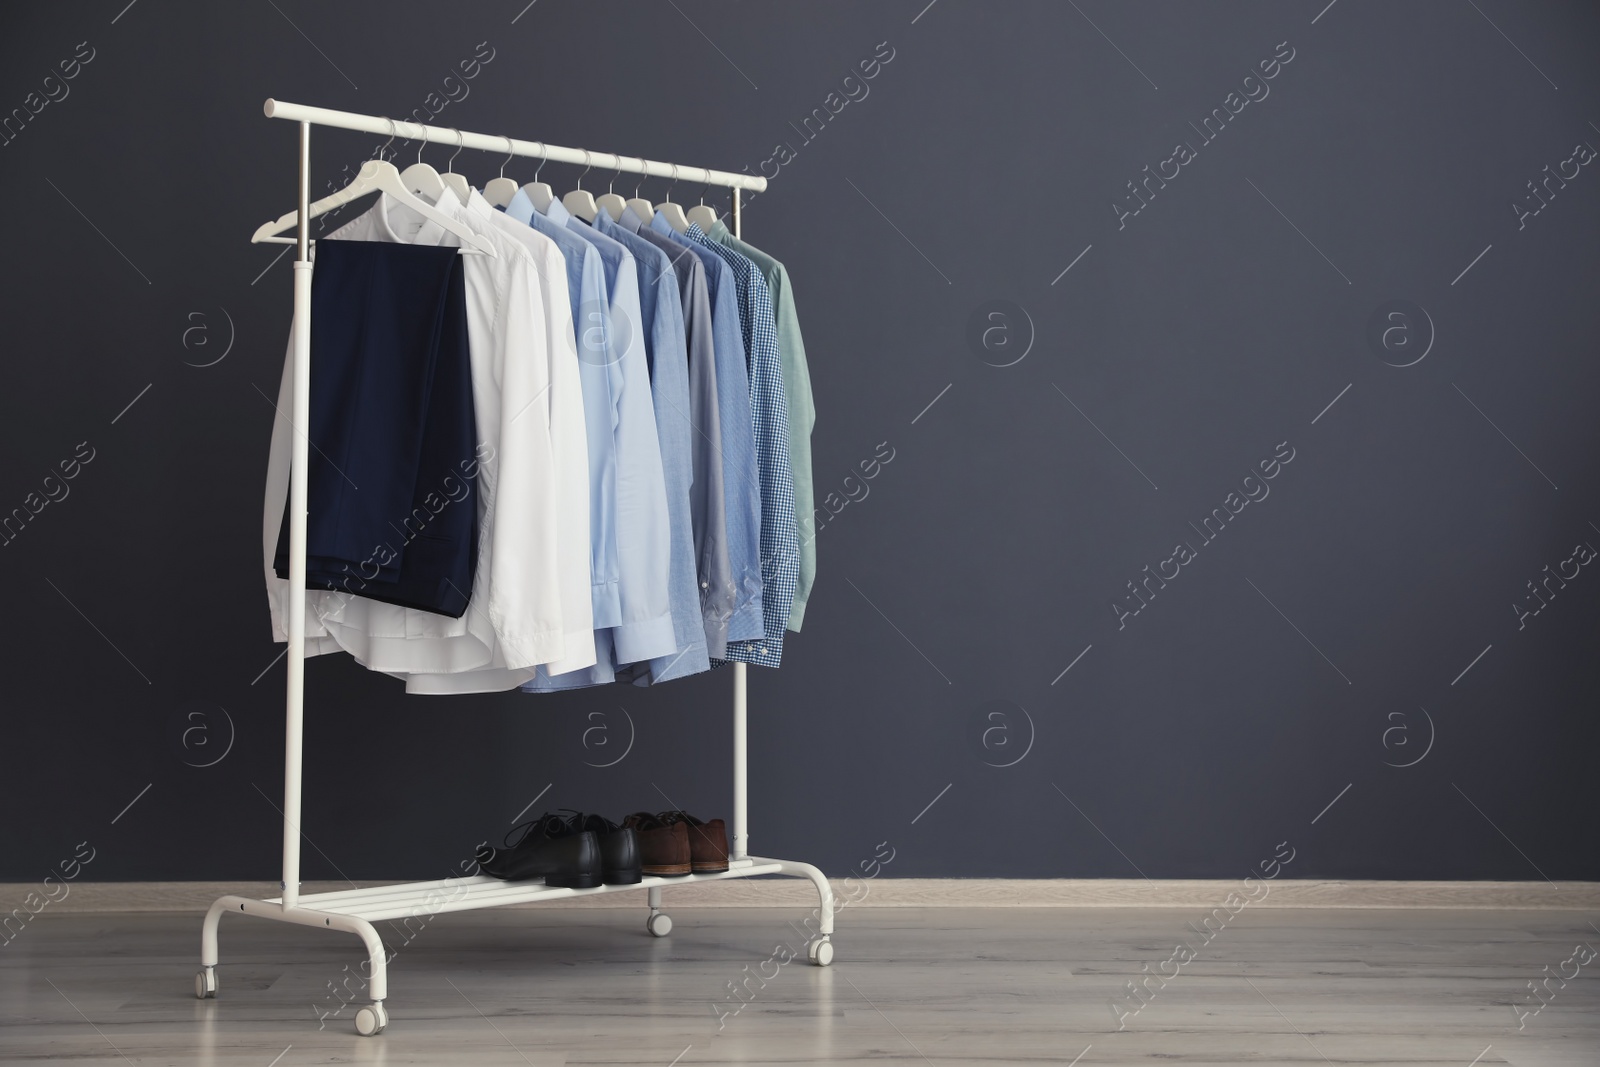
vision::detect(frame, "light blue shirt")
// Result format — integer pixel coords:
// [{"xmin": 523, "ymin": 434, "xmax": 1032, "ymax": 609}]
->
[
  {"xmin": 548, "ymin": 198, "xmax": 675, "ymax": 665},
  {"xmin": 514, "ymin": 198, "xmax": 678, "ymax": 693},
  {"xmin": 592, "ymin": 208, "xmax": 712, "ymax": 683},
  {"xmin": 644, "ymin": 213, "xmax": 765, "ymax": 644},
  {"xmin": 505, "ymin": 189, "xmax": 622, "ymax": 629}
]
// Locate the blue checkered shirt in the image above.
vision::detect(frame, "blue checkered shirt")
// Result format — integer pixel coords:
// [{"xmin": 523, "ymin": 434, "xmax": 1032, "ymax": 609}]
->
[{"xmin": 686, "ymin": 223, "xmax": 798, "ymax": 667}]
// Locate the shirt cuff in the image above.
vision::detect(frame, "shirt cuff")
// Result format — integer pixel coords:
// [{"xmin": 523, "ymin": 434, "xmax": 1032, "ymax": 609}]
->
[{"xmin": 612, "ymin": 610, "xmax": 678, "ymax": 663}]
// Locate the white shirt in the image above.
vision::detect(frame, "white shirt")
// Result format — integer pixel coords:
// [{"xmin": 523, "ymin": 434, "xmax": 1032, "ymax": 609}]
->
[
  {"xmin": 262, "ymin": 190, "xmax": 592, "ymax": 678},
  {"xmin": 400, "ymin": 192, "xmax": 602, "ymax": 694}
]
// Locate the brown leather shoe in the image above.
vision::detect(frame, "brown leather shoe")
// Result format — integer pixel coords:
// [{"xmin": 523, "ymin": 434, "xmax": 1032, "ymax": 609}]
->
[
  {"xmin": 622, "ymin": 812, "xmax": 690, "ymax": 876},
  {"xmin": 663, "ymin": 812, "xmax": 729, "ymax": 873}
]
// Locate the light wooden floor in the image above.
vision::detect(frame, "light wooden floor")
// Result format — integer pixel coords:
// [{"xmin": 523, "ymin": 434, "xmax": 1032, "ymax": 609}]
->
[{"xmin": 1, "ymin": 907, "xmax": 1596, "ymax": 1065}]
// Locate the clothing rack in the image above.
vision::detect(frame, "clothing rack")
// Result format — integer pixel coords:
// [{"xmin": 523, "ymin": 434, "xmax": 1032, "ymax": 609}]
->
[{"xmin": 197, "ymin": 99, "xmax": 833, "ymax": 1037}]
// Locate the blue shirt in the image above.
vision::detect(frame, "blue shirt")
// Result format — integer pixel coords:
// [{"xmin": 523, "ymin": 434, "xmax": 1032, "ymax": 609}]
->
[
  {"xmin": 618, "ymin": 216, "xmax": 737, "ymax": 655},
  {"xmin": 682, "ymin": 220, "xmax": 799, "ymax": 669},
  {"xmin": 592, "ymin": 208, "xmax": 713, "ymax": 683},
  {"xmin": 505, "ymin": 189, "xmax": 622, "ymax": 629},
  {"xmin": 641, "ymin": 213, "xmax": 766, "ymax": 645},
  {"xmin": 551, "ymin": 197, "xmax": 677, "ymax": 665},
  {"xmin": 516, "ymin": 198, "xmax": 677, "ymax": 693}
]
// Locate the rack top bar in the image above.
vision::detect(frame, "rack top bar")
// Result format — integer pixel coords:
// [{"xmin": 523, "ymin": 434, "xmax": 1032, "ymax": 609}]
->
[{"xmin": 263, "ymin": 98, "xmax": 767, "ymax": 192}]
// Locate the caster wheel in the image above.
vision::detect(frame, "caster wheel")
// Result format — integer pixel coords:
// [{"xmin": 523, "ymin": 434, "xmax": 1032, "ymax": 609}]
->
[
  {"xmin": 647, "ymin": 911, "xmax": 673, "ymax": 938},
  {"xmin": 194, "ymin": 968, "xmax": 217, "ymax": 999},
  {"xmin": 808, "ymin": 938, "xmax": 833, "ymax": 967},
  {"xmin": 354, "ymin": 1003, "xmax": 388, "ymax": 1036}
]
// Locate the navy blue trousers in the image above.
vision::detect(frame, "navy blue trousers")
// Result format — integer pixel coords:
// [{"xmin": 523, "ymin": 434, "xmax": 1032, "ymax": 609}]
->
[{"xmin": 274, "ymin": 239, "xmax": 478, "ymax": 618}]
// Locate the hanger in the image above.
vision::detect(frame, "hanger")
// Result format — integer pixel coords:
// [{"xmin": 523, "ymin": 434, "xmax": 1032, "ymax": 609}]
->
[
  {"xmin": 375, "ymin": 120, "xmax": 399, "ymax": 165},
  {"xmin": 562, "ymin": 150, "xmax": 599, "ymax": 222},
  {"xmin": 595, "ymin": 158, "xmax": 629, "ymax": 222},
  {"xmin": 441, "ymin": 128, "xmax": 471, "ymax": 202},
  {"xmin": 398, "ymin": 123, "xmax": 446, "ymax": 201},
  {"xmin": 687, "ymin": 178, "xmax": 722, "ymax": 231},
  {"xmin": 625, "ymin": 158, "xmax": 655, "ymax": 224},
  {"xmin": 482, "ymin": 136, "xmax": 520, "ymax": 208},
  {"xmin": 656, "ymin": 164, "xmax": 690, "ymax": 232},
  {"xmin": 252, "ymin": 120, "xmax": 495, "ymax": 255},
  {"xmin": 520, "ymin": 141, "xmax": 555, "ymax": 214}
]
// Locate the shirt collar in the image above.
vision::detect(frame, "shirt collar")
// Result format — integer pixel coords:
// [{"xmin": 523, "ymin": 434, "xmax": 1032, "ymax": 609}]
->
[
  {"xmin": 708, "ymin": 219, "xmax": 732, "ymax": 241},
  {"xmin": 649, "ymin": 211, "xmax": 676, "ymax": 237},
  {"xmin": 505, "ymin": 188, "xmax": 535, "ymax": 225},
  {"xmin": 545, "ymin": 195, "xmax": 573, "ymax": 226},
  {"xmin": 615, "ymin": 206, "xmax": 645, "ymax": 233},
  {"xmin": 371, "ymin": 190, "xmax": 445, "ymax": 247}
]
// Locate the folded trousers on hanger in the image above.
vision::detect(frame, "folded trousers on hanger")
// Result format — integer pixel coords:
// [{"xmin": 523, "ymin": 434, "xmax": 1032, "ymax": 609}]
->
[{"xmin": 273, "ymin": 239, "xmax": 479, "ymax": 618}]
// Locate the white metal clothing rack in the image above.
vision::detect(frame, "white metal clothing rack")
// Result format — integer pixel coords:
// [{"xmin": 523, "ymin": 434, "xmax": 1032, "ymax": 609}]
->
[{"xmin": 197, "ymin": 99, "xmax": 833, "ymax": 1037}]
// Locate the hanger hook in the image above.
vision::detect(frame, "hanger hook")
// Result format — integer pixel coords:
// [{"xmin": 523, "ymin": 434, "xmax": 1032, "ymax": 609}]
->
[
  {"xmin": 377, "ymin": 117, "xmax": 398, "ymax": 162},
  {"xmin": 608, "ymin": 156, "xmax": 624, "ymax": 195},
  {"xmin": 447, "ymin": 128, "xmax": 464, "ymax": 174},
  {"xmin": 498, "ymin": 135, "xmax": 515, "ymax": 179},
  {"xmin": 533, "ymin": 141, "xmax": 548, "ymax": 182},
  {"xmin": 664, "ymin": 164, "xmax": 680, "ymax": 203},
  {"xmin": 414, "ymin": 121, "xmax": 427, "ymax": 166},
  {"xmin": 699, "ymin": 176, "xmax": 714, "ymax": 207},
  {"xmin": 632, "ymin": 157, "xmax": 648, "ymax": 199},
  {"xmin": 576, "ymin": 150, "xmax": 592, "ymax": 191}
]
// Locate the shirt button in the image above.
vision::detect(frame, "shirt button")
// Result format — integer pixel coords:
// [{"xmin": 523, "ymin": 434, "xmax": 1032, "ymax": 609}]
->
[{"xmin": 701, "ymin": 581, "xmax": 708, "ymax": 589}]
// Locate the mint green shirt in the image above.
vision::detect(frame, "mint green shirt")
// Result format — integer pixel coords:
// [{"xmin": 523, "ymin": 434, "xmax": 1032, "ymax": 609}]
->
[{"xmin": 709, "ymin": 221, "xmax": 816, "ymax": 631}]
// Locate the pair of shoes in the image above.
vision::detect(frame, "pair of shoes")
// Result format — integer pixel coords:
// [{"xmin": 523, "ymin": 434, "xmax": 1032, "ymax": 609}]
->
[
  {"xmin": 621, "ymin": 811, "xmax": 728, "ymax": 876},
  {"xmin": 476, "ymin": 811, "xmax": 641, "ymax": 887}
]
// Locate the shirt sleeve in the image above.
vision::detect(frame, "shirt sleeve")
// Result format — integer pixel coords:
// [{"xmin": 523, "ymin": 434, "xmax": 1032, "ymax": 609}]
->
[
  {"xmin": 771, "ymin": 263, "xmax": 816, "ymax": 631},
  {"xmin": 531, "ymin": 237, "xmax": 597, "ymax": 673},
  {"xmin": 486, "ymin": 243, "xmax": 579, "ymax": 670}
]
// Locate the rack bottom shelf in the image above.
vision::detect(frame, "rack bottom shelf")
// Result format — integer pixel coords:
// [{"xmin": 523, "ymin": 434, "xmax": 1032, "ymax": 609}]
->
[
  {"xmin": 268, "ymin": 860, "xmax": 786, "ymax": 920},
  {"xmin": 196, "ymin": 854, "xmax": 836, "ymax": 1035}
]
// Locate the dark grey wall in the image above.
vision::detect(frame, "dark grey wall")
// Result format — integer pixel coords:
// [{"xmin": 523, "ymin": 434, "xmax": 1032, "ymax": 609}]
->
[{"xmin": 2, "ymin": 1, "xmax": 1596, "ymax": 884}]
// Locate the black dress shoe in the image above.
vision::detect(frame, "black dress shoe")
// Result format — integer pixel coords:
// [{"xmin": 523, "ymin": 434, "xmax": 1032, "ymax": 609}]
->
[
  {"xmin": 575, "ymin": 814, "xmax": 642, "ymax": 885},
  {"xmin": 476, "ymin": 813, "xmax": 602, "ymax": 888}
]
